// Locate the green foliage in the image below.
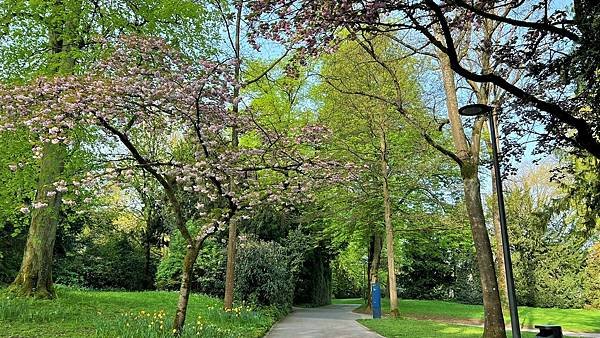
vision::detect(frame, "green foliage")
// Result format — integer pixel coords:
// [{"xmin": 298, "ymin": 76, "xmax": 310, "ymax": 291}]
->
[
  {"xmin": 234, "ymin": 238, "xmax": 294, "ymax": 309},
  {"xmin": 54, "ymin": 234, "xmax": 147, "ymax": 290},
  {"xmin": 0, "ymin": 287, "xmax": 278, "ymax": 337},
  {"xmin": 0, "ymin": 0, "xmax": 218, "ymax": 82},
  {"xmin": 530, "ymin": 238, "xmax": 586, "ymax": 308},
  {"xmin": 0, "ymin": 130, "xmax": 37, "ymax": 282},
  {"xmin": 294, "ymin": 246, "xmax": 332, "ymax": 306},
  {"xmin": 399, "ymin": 226, "xmax": 475, "ymax": 301},
  {"xmin": 331, "ymin": 240, "xmax": 365, "ymax": 299},
  {"xmin": 557, "ymin": 156, "xmax": 600, "ymax": 235},
  {"xmin": 155, "ymin": 227, "xmax": 226, "ymax": 296},
  {"xmin": 585, "ymin": 243, "xmax": 600, "ymax": 309},
  {"xmin": 450, "ymin": 250, "xmax": 482, "ymax": 305},
  {"xmin": 503, "ymin": 178, "xmax": 590, "ymax": 308}
]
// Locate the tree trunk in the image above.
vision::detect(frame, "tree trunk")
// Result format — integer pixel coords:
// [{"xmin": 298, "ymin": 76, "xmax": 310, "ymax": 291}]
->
[
  {"xmin": 223, "ymin": 3, "xmax": 243, "ymax": 310},
  {"xmin": 462, "ymin": 167, "xmax": 506, "ymax": 338},
  {"xmin": 366, "ymin": 231, "xmax": 382, "ymax": 312},
  {"xmin": 436, "ymin": 47, "xmax": 506, "ymax": 337},
  {"xmin": 10, "ymin": 1, "xmax": 79, "ymax": 299},
  {"xmin": 10, "ymin": 143, "xmax": 66, "ymax": 298},
  {"xmin": 143, "ymin": 228, "xmax": 153, "ymax": 290},
  {"xmin": 172, "ymin": 245, "xmax": 201, "ymax": 334},
  {"xmin": 379, "ymin": 131, "xmax": 399, "ymax": 317},
  {"xmin": 223, "ymin": 220, "xmax": 237, "ymax": 309}
]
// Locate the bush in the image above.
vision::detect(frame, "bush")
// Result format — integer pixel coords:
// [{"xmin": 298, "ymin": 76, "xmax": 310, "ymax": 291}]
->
[
  {"xmin": 531, "ymin": 240, "xmax": 586, "ymax": 308},
  {"xmin": 54, "ymin": 234, "xmax": 147, "ymax": 290},
  {"xmin": 155, "ymin": 227, "xmax": 226, "ymax": 296},
  {"xmin": 452, "ymin": 252, "xmax": 482, "ymax": 305},
  {"xmin": 585, "ymin": 243, "xmax": 600, "ymax": 308},
  {"xmin": 234, "ymin": 238, "xmax": 294, "ymax": 309}
]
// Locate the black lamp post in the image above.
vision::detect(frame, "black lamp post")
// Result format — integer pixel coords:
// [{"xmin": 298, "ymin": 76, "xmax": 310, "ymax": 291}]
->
[{"xmin": 458, "ymin": 104, "xmax": 521, "ymax": 338}]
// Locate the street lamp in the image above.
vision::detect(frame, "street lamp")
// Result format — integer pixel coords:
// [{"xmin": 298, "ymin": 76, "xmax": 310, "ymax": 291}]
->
[{"xmin": 458, "ymin": 104, "xmax": 521, "ymax": 338}]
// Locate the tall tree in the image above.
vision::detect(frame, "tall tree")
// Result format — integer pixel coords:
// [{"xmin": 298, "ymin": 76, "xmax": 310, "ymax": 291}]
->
[
  {"xmin": 0, "ymin": 37, "xmax": 347, "ymax": 332},
  {"xmin": 1, "ymin": 0, "xmax": 216, "ymax": 298},
  {"xmin": 247, "ymin": 0, "xmax": 600, "ymax": 158},
  {"xmin": 7, "ymin": 0, "xmax": 80, "ymax": 298},
  {"xmin": 315, "ymin": 38, "xmax": 455, "ymax": 317}
]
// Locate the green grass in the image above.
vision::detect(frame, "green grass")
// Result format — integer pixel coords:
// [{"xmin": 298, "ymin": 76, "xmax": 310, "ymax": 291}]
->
[
  {"xmin": 332, "ymin": 298, "xmax": 364, "ymax": 305},
  {"xmin": 0, "ymin": 286, "xmax": 282, "ymax": 338},
  {"xmin": 358, "ymin": 318, "xmax": 539, "ymax": 338},
  {"xmin": 346, "ymin": 298, "xmax": 600, "ymax": 333}
]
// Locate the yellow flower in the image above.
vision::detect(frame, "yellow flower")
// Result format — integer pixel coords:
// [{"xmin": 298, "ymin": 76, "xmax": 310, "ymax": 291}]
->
[{"xmin": 173, "ymin": 329, "xmax": 177, "ymax": 333}]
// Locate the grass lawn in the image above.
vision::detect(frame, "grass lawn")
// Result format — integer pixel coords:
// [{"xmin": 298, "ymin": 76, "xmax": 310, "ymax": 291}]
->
[
  {"xmin": 336, "ymin": 298, "xmax": 600, "ymax": 334},
  {"xmin": 358, "ymin": 318, "xmax": 540, "ymax": 338},
  {"xmin": 331, "ymin": 298, "xmax": 364, "ymax": 305},
  {"xmin": 0, "ymin": 286, "xmax": 281, "ymax": 338}
]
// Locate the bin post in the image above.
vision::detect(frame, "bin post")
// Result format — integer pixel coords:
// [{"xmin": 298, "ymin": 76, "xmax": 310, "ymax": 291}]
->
[
  {"xmin": 535, "ymin": 325, "xmax": 562, "ymax": 338},
  {"xmin": 371, "ymin": 282, "xmax": 381, "ymax": 319}
]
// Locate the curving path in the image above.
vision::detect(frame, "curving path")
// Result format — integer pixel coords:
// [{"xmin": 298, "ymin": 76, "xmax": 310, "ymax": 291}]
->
[{"xmin": 265, "ymin": 304, "xmax": 382, "ymax": 338}]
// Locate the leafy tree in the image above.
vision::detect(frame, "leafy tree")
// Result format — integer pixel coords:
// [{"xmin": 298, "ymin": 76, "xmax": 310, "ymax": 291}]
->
[
  {"xmin": 314, "ymin": 37, "xmax": 460, "ymax": 314},
  {"xmin": 248, "ymin": 0, "xmax": 600, "ymax": 158},
  {"xmin": 585, "ymin": 243, "xmax": 600, "ymax": 309},
  {"xmin": 0, "ymin": 0, "xmax": 217, "ymax": 299},
  {"xmin": 503, "ymin": 166, "xmax": 590, "ymax": 308},
  {"xmin": 0, "ymin": 37, "xmax": 347, "ymax": 332}
]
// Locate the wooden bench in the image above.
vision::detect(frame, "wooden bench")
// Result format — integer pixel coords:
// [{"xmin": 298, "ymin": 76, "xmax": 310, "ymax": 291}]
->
[{"xmin": 535, "ymin": 325, "xmax": 563, "ymax": 338}]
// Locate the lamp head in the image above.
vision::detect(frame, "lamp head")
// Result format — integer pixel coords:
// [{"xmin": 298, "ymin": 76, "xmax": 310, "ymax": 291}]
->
[{"xmin": 458, "ymin": 104, "xmax": 493, "ymax": 117}]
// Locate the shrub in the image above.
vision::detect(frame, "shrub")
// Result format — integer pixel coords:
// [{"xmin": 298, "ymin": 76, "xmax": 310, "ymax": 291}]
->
[
  {"xmin": 531, "ymin": 240, "xmax": 586, "ymax": 308},
  {"xmin": 234, "ymin": 238, "xmax": 294, "ymax": 309},
  {"xmin": 54, "ymin": 234, "xmax": 147, "ymax": 290},
  {"xmin": 155, "ymin": 228, "xmax": 226, "ymax": 296},
  {"xmin": 585, "ymin": 243, "xmax": 600, "ymax": 308}
]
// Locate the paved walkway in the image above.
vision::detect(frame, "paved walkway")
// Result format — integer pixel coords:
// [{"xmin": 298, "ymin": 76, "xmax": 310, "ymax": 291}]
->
[
  {"xmin": 265, "ymin": 304, "xmax": 382, "ymax": 338},
  {"xmin": 265, "ymin": 304, "xmax": 600, "ymax": 338}
]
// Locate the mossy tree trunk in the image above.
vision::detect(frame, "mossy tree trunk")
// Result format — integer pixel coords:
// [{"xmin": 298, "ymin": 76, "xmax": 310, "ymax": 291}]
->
[
  {"xmin": 9, "ymin": 0, "xmax": 77, "ymax": 299},
  {"xmin": 10, "ymin": 143, "xmax": 66, "ymax": 298}
]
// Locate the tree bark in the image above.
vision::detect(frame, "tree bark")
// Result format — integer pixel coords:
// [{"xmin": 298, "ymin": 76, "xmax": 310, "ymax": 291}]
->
[
  {"xmin": 438, "ymin": 50, "xmax": 506, "ymax": 337},
  {"xmin": 223, "ymin": 220, "xmax": 237, "ymax": 309},
  {"xmin": 222, "ymin": 3, "xmax": 243, "ymax": 310},
  {"xmin": 379, "ymin": 131, "xmax": 399, "ymax": 317},
  {"xmin": 462, "ymin": 168, "xmax": 506, "ymax": 338},
  {"xmin": 172, "ymin": 245, "xmax": 201, "ymax": 334},
  {"xmin": 10, "ymin": 0, "xmax": 77, "ymax": 299},
  {"xmin": 10, "ymin": 143, "xmax": 66, "ymax": 298},
  {"xmin": 366, "ymin": 231, "xmax": 382, "ymax": 312}
]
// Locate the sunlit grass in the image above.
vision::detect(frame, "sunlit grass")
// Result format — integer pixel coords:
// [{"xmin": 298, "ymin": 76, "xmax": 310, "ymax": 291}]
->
[
  {"xmin": 0, "ymin": 286, "xmax": 281, "ymax": 338},
  {"xmin": 343, "ymin": 297, "xmax": 600, "ymax": 333},
  {"xmin": 358, "ymin": 318, "xmax": 540, "ymax": 338}
]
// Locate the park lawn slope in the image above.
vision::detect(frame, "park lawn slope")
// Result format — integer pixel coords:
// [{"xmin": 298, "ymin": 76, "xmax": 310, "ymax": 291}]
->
[
  {"xmin": 350, "ymin": 298, "xmax": 600, "ymax": 333},
  {"xmin": 0, "ymin": 286, "xmax": 282, "ymax": 338}
]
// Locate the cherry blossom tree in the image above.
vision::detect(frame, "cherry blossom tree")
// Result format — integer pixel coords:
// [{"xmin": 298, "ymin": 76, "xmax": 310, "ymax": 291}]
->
[
  {"xmin": 246, "ymin": 0, "xmax": 600, "ymax": 159},
  {"xmin": 0, "ymin": 36, "xmax": 350, "ymax": 333}
]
